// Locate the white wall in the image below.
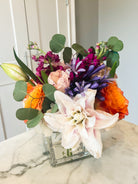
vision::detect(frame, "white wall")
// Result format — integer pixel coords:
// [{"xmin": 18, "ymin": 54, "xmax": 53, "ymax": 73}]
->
[
  {"xmin": 75, "ymin": 0, "xmax": 98, "ymax": 48},
  {"xmin": 99, "ymin": 0, "xmax": 138, "ymax": 124}
]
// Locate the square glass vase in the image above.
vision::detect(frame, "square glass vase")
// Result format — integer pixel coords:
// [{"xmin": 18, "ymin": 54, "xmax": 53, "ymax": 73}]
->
[{"xmin": 45, "ymin": 132, "xmax": 91, "ymax": 167}]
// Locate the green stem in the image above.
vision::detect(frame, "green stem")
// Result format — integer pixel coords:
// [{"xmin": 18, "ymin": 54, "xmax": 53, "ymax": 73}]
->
[
  {"xmin": 97, "ymin": 47, "xmax": 104, "ymax": 59},
  {"xmin": 67, "ymin": 149, "xmax": 72, "ymax": 157},
  {"xmin": 28, "ymin": 80, "xmax": 35, "ymax": 86},
  {"xmin": 48, "ymin": 58, "xmax": 54, "ymax": 72},
  {"xmin": 27, "ymin": 93, "xmax": 45, "ymax": 99},
  {"xmin": 39, "ymin": 49, "xmax": 46, "ymax": 55},
  {"xmin": 36, "ymin": 76, "xmax": 44, "ymax": 84}
]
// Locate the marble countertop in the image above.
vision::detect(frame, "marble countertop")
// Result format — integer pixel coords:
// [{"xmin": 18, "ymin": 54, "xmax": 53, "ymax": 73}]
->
[{"xmin": 0, "ymin": 120, "xmax": 138, "ymax": 184}]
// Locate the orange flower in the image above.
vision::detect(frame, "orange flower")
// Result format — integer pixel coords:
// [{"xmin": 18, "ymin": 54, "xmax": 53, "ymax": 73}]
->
[
  {"xmin": 26, "ymin": 82, "xmax": 34, "ymax": 94},
  {"xmin": 24, "ymin": 84, "xmax": 45, "ymax": 111},
  {"xmin": 95, "ymin": 82, "xmax": 129, "ymax": 120}
]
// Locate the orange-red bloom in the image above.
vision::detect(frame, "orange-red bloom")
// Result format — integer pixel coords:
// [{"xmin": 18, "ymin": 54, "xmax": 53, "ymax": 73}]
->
[
  {"xmin": 95, "ymin": 82, "xmax": 129, "ymax": 120},
  {"xmin": 24, "ymin": 83, "xmax": 45, "ymax": 111}
]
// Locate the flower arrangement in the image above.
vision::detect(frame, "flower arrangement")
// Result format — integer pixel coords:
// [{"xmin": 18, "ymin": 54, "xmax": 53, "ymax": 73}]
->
[{"xmin": 1, "ymin": 34, "xmax": 129, "ymax": 158}]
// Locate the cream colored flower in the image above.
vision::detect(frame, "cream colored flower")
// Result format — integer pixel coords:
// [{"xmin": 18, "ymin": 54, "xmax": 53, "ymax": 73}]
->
[
  {"xmin": 48, "ymin": 70, "xmax": 70, "ymax": 92},
  {"xmin": 44, "ymin": 89, "xmax": 119, "ymax": 158}
]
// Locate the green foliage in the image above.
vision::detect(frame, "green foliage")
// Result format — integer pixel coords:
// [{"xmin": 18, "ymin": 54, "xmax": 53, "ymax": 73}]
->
[
  {"xmin": 51, "ymin": 103, "xmax": 58, "ymax": 113},
  {"xmin": 72, "ymin": 43, "xmax": 88, "ymax": 56},
  {"xmin": 13, "ymin": 48, "xmax": 38, "ymax": 82},
  {"xmin": 42, "ymin": 97, "xmax": 53, "ymax": 113},
  {"xmin": 13, "ymin": 81, "xmax": 27, "ymax": 101},
  {"xmin": 16, "ymin": 108, "xmax": 39, "ymax": 120},
  {"xmin": 106, "ymin": 51, "xmax": 119, "ymax": 67},
  {"xmin": 41, "ymin": 71, "xmax": 48, "ymax": 83},
  {"xmin": 63, "ymin": 47, "xmax": 72, "ymax": 63},
  {"xmin": 109, "ymin": 61, "xmax": 118, "ymax": 78},
  {"xmin": 50, "ymin": 34, "xmax": 66, "ymax": 53},
  {"xmin": 42, "ymin": 83, "xmax": 56, "ymax": 102},
  {"xmin": 27, "ymin": 112, "xmax": 44, "ymax": 128},
  {"xmin": 107, "ymin": 36, "xmax": 123, "ymax": 52},
  {"xmin": 77, "ymin": 53, "xmax": 83, "ymax": 60}
]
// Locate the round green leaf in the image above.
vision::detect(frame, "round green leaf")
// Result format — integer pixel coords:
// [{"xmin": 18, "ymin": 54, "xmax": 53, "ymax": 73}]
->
[
  {"xmin": 16, "ymin": 108, "xmax": 39, "ymax": 120},
  {"xmin": 113, "ymin": 40, "xmax": 123, "ymax": 52},
  {"xmin": 63, "ymin": 47, "xmax": 72, "ymax": 63},
  {"xmin": 106, "ymin": 51, "xmax": 119, "ymax": 67},
  {"xmin": 51, "ymin": 103, "xmax": 58, "ymax": 113},
  {"xmin": 72, "ymin": 43, "xmax": 88, "ymax": 56},
  {"xmin": 42, "ymin": 97, "xmax": 53, "ymax": 113},
  {"xmin": 107, "ymin": 36, "xmax": 123, "ymax": 52},
  {"xmin": 13, "ymin": 81, "xmax": 27, "ymax": 101},
  {"xmin": 50, "ymin": 34, "xmax": 66, "ymax": 53},
  {"xmin": 27, "ymin": 112, "xmax": 44, "ymax": 128},
  {"xmin": 43, "ymin": 84, "xmax": 56, "ymax": 102}
]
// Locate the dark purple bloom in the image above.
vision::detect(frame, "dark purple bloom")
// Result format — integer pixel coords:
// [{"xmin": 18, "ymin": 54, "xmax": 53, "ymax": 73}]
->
[
  {"xmin": 45, "ymin": 51, "xmax": 60, "ymax": 63},
  {"xmin": 66, "ymin": 81, "xmax": 91, "ymax": 97},
  {"xmin": 66, "ymin": 57, "xmax": 111, "ymax": 99},
  {"xmin": 32, "ymin": 51, "xmax": 64, "ymax": 83}
]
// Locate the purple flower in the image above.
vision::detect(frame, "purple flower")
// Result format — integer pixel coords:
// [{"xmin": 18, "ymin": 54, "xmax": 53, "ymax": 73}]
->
[
  {"xmin": 66, "ymin": 61, "xmax": 111, "ymax": 99},
  {"xmin": 66, "ymin": 81, "xmax": 91, "ymax": 97},
  {"xmin": 45, "ymin": 51, "xmax": 60, "ymax": 63},
  {"xmin": 32, "ymin": 51, "xmax": 62, "ymax": 83}
]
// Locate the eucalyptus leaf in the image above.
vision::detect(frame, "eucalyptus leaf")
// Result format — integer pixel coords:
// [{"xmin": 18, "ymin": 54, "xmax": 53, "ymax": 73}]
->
[
  {"xmin": 109, "ymin": 61, "xmax": 118, "ymax": 78},
  {"xmin": 16, "ymin": 108, "xmax": 39, "ymax": 120},
  {"xmin": 41, "ymin": 71, "xmax": 48, "ymax": 83},
  {"xmin": 13, "ymin": 81, "xmax": 27, "ymax": 101},
  {"xmin": 51, "ymin": 103, "xmax": 58, "ymax": 113},
  {"xmin": 42, "ymin": 97, "xmax": 53, "ymax": 113},
  {"xmin": 27, "ymin": 112, "xmax": 44, "ymax": 128},
  {"xmin": 106, "ymin": 51, "xmax": 119, "ymax": 67},
  {"xmin": 43, "ymin": 83, "xmax": 56, "ymax": 102},
  {"xmin": 63, "ymin": 47, "xmax": 72, "ymax": 63},
  {"xmin": 77, "ymin": 53, "xmax": 83, "ymax": 60},
  {"xmin": 72, "ymin": 43, "xmax": 88, "ymax": 56},
  {"xmin": 107, "ymin": 37, "xmax": 123, "ymax": 52},
  {"xmin": 13, "ymin": 48, "xmax": 38, "ymax": 82},
  {"xmin": 50, "ymin": 34, "xmax": 66, "ymax": 53}
]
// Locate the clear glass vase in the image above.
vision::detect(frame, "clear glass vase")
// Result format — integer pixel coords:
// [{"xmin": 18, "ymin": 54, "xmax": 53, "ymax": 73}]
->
[{"xmin": 45, "ymin": 132, "xmax": 91, "ymax": 167}]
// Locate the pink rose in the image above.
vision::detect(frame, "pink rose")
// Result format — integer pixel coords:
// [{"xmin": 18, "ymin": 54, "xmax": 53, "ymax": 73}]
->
[{"xmin": 48, "ymin": 70, "xmax": 70, "ymax": 92}]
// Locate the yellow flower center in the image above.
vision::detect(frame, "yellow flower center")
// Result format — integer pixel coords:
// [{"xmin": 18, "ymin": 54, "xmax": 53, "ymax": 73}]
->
[{"xmin": 70, "ymin": 110, "xmax": 86, "ymax": 125}]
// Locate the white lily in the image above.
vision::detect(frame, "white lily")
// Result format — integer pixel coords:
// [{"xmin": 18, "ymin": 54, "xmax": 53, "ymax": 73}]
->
[{"xmin": 44, "ymin": 89, "xmax": 119, "ymax": 158}]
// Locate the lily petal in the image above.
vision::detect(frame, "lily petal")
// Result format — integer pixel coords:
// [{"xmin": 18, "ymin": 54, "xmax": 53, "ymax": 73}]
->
[
  {"xmin": 44, "ymin": 113, "xmax": 67, "ymax": 132},
  {"xmin": 54, "ymin": 90, "xmax": 75, "ymax": 115},
  {"xmin": 74, "ymin": 93, "xmax": 86, "ymax": 110},
  {"xmin": 86, "ymin": 116, "xmax": 96, "ymax": 128},
  {"xmin": 62, "ymin": 124, "xmax": 80, "ymax": 149},
  {"xmin": 79, "ymin": 127, "xmax": 102, "ymax": 158},
  {"xmin": 85, "ymin": 89, "xmax": 97, "ymax": 109},
  {"xmin": 88, "ymin": 109, "xmax": 119, "ymax": 129}
]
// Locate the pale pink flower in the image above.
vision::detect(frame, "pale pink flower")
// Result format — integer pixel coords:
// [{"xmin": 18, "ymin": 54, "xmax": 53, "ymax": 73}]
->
[
  {"xmin": 44, "ymin": 89, "xmax": 119, "ymax": 158},
  {"xmin": 48, "ymin": 70, "xmax": 70, "ymax": 92}
]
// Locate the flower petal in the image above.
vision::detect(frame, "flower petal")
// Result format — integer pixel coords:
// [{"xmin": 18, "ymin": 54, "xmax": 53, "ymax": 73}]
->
[
  {"xmin": 54, "ymin": 90, "xmax": 75, "ymax": 115},
  {"xmin": 85, "ymin": 89, "xmax": 97, "ymax": 109},
  {"xmin": 74, "ymin": 93, "xmax": 86, "ymax": 110},
  {"xmin": 78, "ymin": 126, "xmax": 102, "ymax": 158},
  {"xmin": 62, "ymin": 124, "xmax": 80, "ymax": 149},
  {"xmin": 86, "ymin": 116, "xmax": 96, "ymax": 128},
  {"xmin": 87, "ymin": 109, "xmax": 119, "ymax": 129},
  {"xmin": 44, "ymin": 113, "xmax": 67, "ymax": 132}
]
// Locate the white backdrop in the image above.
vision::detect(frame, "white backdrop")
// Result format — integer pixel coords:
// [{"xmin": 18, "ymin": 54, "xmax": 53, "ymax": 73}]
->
[
  {"xmin": 99, "ymin": 0, "xmax": 138, "ymax": 124},
  {"xmin": 75, "ymin": 0, "xmax": 138, "ymax": 124}
]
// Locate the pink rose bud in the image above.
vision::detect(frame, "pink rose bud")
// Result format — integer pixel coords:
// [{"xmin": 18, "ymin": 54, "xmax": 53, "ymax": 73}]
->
[
  {"xmin": 96, "ymin": 45, "xmax": 100, "ymax": 50},
  {"xmin": 48, "ymin": 70, "xmax": 70, "ymax": 92}
]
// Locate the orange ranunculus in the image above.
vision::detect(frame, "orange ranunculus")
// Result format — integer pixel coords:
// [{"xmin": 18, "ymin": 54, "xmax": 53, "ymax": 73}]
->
[
  {"xmin": 26, "ymin": 81, "xmax": 34, "ymax": 94},
  {"xmin": 95, "ymin": 82, "xmax": 129, "ymax": 120},
  {"xmin": 24, "ymin": 84, "xmax": 45, "ymax": 111}
]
